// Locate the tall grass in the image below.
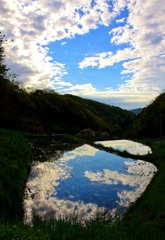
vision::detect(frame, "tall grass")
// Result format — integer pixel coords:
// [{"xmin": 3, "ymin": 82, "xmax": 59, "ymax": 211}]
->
[
  {"xmin": 0, "ymin": 215, "xmax": 126, "ymax": 240},
  {"xmin": 0, "ymin": 129, "xmax": 31, "ymax": 222}
]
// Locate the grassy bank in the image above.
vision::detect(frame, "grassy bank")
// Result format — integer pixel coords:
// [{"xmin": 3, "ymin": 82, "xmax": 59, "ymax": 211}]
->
[
  {"xmin": 0, "ymin": 129, "xmax": 31, "ymax": 222},
  {"xmin": 0, "ymin": 130, "xmax": 165, "ymax": 239}
]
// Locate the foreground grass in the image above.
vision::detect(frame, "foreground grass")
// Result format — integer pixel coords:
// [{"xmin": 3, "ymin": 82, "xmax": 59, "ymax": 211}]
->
[
  {"xmin": 0, "ymin": 130, "xmax": 165, "ymax": 239},
  {"xmin": 0, "ymin": 216, "xmax": 126, "ymax": 240}
]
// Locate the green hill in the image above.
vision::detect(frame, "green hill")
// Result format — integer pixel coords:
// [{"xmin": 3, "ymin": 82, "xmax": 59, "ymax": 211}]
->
[
  {"xmin": 65, "ymin": 94, "xmax": 133, "ymax": 133},
  {"xmin": 124, "ymin": 92, "xmax": 165, "ymax": 138},
  {"xmin": 0, "ymin": 84, "xmax": 133, "ymax": 134}
]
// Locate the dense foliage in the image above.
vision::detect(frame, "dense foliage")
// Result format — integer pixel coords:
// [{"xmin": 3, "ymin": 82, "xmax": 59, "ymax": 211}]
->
[
  {"xmin": 65, "ymin": 94, "xmax": 133, "ymax": 134},
  {"xmin": 0, "ymin": 85, "xmax": 134, "ymax": 134}
]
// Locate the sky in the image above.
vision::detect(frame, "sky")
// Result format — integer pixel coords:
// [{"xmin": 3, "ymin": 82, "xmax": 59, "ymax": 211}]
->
[{"xmin": 0, "ymin": 0, "xmax": 165, "ymax": 110}]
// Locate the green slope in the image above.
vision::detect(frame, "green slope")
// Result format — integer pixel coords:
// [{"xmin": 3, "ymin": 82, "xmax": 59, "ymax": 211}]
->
[{"xmin": 123, "ymin": 92, "xmax": 165, "ymax": 138}]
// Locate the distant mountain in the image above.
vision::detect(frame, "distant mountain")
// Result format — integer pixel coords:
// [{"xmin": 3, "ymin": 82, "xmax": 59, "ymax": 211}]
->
[{"xmin": 129, "ymin": 108, "xmax": 143, "ymax": 115}]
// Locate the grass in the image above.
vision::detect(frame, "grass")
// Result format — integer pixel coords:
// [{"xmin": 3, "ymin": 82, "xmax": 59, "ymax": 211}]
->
[
  {"xmin": 0, "ymin": 216, "xmax": 126, "ymax": 240},
  {"xmin": 0, "ymin": 129, "xmax": 165, "ymax": 239},
  {"xmin": 0, "ymin": 129, "xmax": 31, "ymax": 222}
]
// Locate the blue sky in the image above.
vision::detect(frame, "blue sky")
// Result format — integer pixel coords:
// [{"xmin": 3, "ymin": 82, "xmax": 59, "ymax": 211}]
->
[
  {"xmin": 1, "ymin": 0, "xmax": 165, "ymax": 109},
  {"xmin": 48, "ymin": 26, "xmax": 125, "ymax": 89}
]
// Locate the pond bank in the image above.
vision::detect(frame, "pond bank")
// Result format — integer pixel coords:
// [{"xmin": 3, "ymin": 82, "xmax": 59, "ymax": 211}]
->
[{"xmin": 0, "ymin": 129, "xmax": 31, "ymax": 222}]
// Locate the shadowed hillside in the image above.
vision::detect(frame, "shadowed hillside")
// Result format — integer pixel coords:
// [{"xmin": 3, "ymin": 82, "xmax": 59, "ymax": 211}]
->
[
  {"xmin": 123, "ymin": 92, "xmax": 165, "ymax": 138},
  {"xmin": 65, "ymin": 94, "xmax": 133, "ymax": 134},
  {"xmin": 0, "ymin": 85, "xmax": 133, "ymax": 135}
]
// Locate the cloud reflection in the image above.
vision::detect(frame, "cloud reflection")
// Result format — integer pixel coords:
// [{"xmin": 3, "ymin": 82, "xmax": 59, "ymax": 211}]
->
[
  {"xmin": 85, "ymin": 160, "xmax": 157, "ymax": 209},
  {"xmin": 95, "ymin": 139, "xmax": 152, "ymax": 155},
  {"xmin": 62, "ymin": 144, "xmax": 99, "ymax": 161}
]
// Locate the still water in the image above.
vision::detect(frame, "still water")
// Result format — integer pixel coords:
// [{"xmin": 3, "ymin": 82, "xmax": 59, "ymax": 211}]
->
[
  {"xmin": 24, "ymin": 142, "xmax": 157, "ymax": 223},
  {"xmin": 95, "ymin": 139, "xmax": 152, "ymax": 155}
]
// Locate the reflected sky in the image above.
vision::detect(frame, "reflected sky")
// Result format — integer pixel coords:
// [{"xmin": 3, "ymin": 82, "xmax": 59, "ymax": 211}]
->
[
  {"xmin": 24, "ymin": 143, "xmax": 157, "ymax": 223},
  {"xmin": 95, "ymin": 139, "xmax": 152, "ymax": 155}
]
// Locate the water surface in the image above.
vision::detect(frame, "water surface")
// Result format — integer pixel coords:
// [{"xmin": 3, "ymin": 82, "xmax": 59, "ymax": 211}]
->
[
  {"xmin": 95, "ymin": 139, "xmax": 152, "ymax": 155},
  {"xmin": 24, "ymin": 143, "xmax": 156, "ymax": 223}
]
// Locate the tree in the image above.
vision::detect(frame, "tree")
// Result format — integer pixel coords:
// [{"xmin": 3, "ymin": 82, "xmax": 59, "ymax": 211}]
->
[
  {"xmin": 0, "ymin": 33, "xmax": 8, "ymax": 77},
  {"xmin": 0, "ymin": 33, "xmax": 11, "ymax": 92}
]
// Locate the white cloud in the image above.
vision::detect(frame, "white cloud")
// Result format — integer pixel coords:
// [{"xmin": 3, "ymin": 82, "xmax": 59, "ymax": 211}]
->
[
  {"xmin": 61, "ymin": 81, "xmax": 159, "ymax": 109},
  {"xmin": 112, "ymin": 0, "xmax": 128, "ymax": 13},
  {"xmin": 78, "ymin": 0, "xmax": 165, "ymax": 105},
  {"xmin": 0, "ymin": 0, "xmax": 113, "ymax": 88},
  {"xmin": 79, "ymin": 48, "xmax": 139, "ymax": 69},
  {"xmin": 61, "ymin": 42, "xmax": 67, "ymax": 45},
  {"xmin": 115, "ymin": 17, "xmax": 125, "ymax": 23},
  {"xmin": 1, "ymin": 0, "xmax": 165, "ymax": 109},
  {"xmin": 62, "ymin": 83, "xmax": 97, "ymax": 93}
]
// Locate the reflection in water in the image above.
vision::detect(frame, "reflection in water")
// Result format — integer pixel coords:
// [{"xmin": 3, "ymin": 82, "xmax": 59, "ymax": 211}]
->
[
  {"xmin": 95, "ymin": 139, "xmax": 152, "ymax": 155},
  {"xmin": 24, "ymin": 144, "xmax": 157, "ymax": 223},
  {"xmin": 85, "ymin": 160, "xmax": 156, "ymax": 209}
]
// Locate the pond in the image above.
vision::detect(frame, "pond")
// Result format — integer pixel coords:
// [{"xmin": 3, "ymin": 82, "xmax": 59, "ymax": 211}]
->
[
  {"xmin": 24, "ymin": 141, "xmax": 157, "ymax": 223},
  {"xmin": 95, "ymin": 139, "xmax": 152, "ymax": 155}
]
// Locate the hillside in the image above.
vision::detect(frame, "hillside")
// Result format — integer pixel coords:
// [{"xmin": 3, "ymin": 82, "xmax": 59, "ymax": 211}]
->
[
  {"xmin": 65, "ymin": 94, "xmax": 133, "ymax": 132},
  {"xmin": 0, "ymin": 83, "xmax": 134, "ymax": 134},
  {"xmin": 123, "ymin": 92, "xmax": 165, "ymax": 138}
]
